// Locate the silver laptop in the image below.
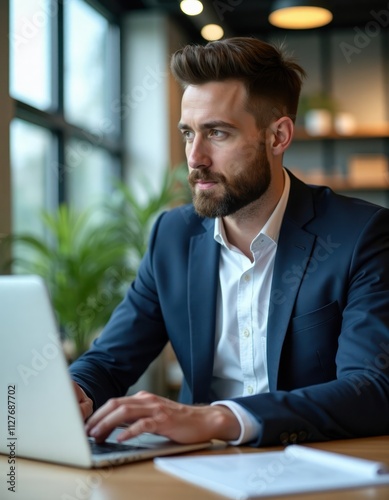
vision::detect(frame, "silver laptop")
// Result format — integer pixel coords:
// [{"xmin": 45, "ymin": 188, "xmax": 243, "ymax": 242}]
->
[{"xmin": 0, "ymin": 275, "xmax": 212, "ymax": 468}]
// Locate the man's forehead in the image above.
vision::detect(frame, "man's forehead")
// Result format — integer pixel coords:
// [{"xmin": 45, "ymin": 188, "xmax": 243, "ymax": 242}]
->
[
  {"xmin": 180, "ymin": 80, "xmax": 249, "ymax": 122},
  {"xmin": 180, "ymin": 81, "xmax": 284, "ymax": 132}
]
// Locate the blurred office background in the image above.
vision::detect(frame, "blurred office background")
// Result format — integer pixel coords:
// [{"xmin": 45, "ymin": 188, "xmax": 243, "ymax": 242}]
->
[{"xmin": 0, "ymin": 0, "xmax": 388, "ymax": 395}]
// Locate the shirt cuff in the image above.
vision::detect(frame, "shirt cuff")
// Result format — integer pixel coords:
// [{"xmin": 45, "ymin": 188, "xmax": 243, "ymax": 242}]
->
[{"xmin": 211, "ymin": 400, "xmax": 261, "ymax": 445}]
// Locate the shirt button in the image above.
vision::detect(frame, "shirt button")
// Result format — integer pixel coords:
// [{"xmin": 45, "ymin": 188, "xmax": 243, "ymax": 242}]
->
[
  {"xmin": 243, "ymin": 329, "xmax": 250, "ymax": 338},
  {"xmin": 243, "ymin": 274, "xmax": 250, "ymax": 282},
  {"xmin": 289, "ymin": 433, "xmax": 298, "ymax": 443},
  {"xmin": 247, "ymin": 386, "xmax": 254, "ymax": 394},
  {"xmin": 280, "ymin": 432, "xmax": 289, "ymax": 445}
]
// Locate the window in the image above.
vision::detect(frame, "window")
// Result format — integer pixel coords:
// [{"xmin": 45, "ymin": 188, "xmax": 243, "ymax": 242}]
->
[
  {"xmin": 64, "ymin": 0, "xmax": 112, "ymax": 131},
  {"xmin": 9, "ymin": 0, "xmax": 121, "ymax": 239},
  {"xmin": 10, "ymin": 0, "xmax": 52, "ymax": 111},
  {"xmin": 10, "ymin": 119, "xmax": 55, "ymax": 239},
  {"xmin": 66, "ymin": 138, "xmax": 119, "ymax": 212}
]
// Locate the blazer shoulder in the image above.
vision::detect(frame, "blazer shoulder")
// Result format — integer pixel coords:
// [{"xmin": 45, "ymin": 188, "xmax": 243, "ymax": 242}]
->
[
  {"xmin": 311, "ymin": 183, "xmax": 389, "ymax": 223},
  {"xmin": 288, "ymin": 170, "xmax": 389, "ymax": 226},
  {"xmin": 157, "ymin": 203, "xmax": 212, "ymax": 233}
]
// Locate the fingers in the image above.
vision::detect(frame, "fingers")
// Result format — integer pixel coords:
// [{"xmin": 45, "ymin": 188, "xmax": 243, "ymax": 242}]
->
[
  {"xmin": 116, "ymin": 418, "xmax": 162, "ymax": 442},
  {"xmin": 79, "ymin": 400, "xmax": 94, "ymax": 421},
  {"xmin": 72, "ymin": 381, "xmax": 93, "ymax": 421},
  {"xmin": 85, "ymin": 392, "xmax": 165, "ymax": 442},
  {"xmin": 85, "ymin": 399, "xmax": 127, "ymax": 441}
]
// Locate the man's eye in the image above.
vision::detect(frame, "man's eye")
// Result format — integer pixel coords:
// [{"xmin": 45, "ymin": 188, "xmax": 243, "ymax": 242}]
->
[
  {"xmin": 181, "ymin": 130, "xmax": 194, "ymax": 142},
  {"xmin": 209, "ymin": 129, "xmax": 226, "ymax": 138}
]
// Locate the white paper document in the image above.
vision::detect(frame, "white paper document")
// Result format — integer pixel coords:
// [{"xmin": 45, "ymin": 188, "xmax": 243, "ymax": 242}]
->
[{"xmin": 154, "ymin": 445, "xmax": 389, "ymax": 499}]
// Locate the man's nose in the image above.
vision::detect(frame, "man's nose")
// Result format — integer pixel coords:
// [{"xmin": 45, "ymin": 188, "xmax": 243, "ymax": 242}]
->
[{"xmin": 187, "ymin": 136, "xmax": 211, "ymax": 170}]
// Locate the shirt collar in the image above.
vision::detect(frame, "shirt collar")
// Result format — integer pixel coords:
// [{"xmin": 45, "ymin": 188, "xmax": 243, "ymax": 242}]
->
[{"xmin": 214, "ymin": 168, "xmax": 291, "ymax": 249}]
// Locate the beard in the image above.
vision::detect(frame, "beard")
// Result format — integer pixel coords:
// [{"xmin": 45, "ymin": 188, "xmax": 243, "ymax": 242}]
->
[{"xmin": 188, "ymin": 143, "xmax": 271, "ymax": 218}]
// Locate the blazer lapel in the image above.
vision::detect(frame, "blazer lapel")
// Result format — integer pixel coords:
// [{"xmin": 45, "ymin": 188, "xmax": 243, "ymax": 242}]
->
[
  {"xmin": 187, "ymin": 218, "xmax": 220, "ymax": 403},
  {"xmin": 267, "ymin": 172, "xmax": 316, "ymax": 391}
]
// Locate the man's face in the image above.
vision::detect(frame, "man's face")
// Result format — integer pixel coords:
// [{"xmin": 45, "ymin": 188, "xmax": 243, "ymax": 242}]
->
[{"xmin": 179, "ymin": 80, "xmax": 271, "ymax": 218}]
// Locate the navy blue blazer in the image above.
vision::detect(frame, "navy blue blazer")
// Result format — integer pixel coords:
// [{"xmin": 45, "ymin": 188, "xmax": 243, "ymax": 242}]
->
[{"xmin": 70, "ymin": 171, "xmax": 389, "ymax": 446}]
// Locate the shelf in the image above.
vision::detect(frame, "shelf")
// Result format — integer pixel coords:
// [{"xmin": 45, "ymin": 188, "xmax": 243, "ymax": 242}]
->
[
  {"xmin": 293, "ymin": 171, "xmax": 389, "ymax": 192},
  {"xmin": 293, "ymin": 124, "xmax": 389, "ymax": 141}
]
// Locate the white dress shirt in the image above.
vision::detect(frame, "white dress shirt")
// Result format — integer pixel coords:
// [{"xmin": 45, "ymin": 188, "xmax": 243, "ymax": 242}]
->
[{"xmin": 210, "ymin": 169, "xmax": 291, "ymax": 444}]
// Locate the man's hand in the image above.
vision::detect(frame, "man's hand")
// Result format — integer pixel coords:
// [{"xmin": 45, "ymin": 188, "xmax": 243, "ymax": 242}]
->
[
  {"xmin": 85, "ymin": 391, "xmax": 241, "ymax": 444},
  {"xmin": 72, "ymin": 381, "xmax": 94, "ymax": 421}
]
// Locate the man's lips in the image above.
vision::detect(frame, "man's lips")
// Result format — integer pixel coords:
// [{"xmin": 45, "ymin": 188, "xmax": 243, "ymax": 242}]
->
[{"xmin": 195, "ymin": 180, "xmax": 218, "ymax": 190}]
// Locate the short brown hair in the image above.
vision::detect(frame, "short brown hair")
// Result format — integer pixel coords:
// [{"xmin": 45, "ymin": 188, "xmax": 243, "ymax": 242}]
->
[{"xmin": 170, "ymin": 37, "xmax": 306, "ymax": 127}]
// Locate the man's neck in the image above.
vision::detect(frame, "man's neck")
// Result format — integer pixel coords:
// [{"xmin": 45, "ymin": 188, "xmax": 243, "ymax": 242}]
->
[
  {"xmin": 222, "ymin": 171, "xmax": 285, "ymax": 261},
  {"xmin": 222, "ymin": 199, "xmax": 270, "ymax": 261}
]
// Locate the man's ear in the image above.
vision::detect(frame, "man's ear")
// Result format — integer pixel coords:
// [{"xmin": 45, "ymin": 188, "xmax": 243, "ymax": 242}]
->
[{"xmin": 267, "ymin": 116, "xmax": 294, "ymax": 156}]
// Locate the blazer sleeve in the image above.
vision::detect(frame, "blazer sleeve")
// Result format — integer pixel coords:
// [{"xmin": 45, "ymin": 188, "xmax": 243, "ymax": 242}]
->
[
  {"xmin": 69, "ymin": 213, "xmax": 170, "ymax": 410},
  {"xmin": 233, "ymin": 207, "xmax": 389, "ymax": 446}
]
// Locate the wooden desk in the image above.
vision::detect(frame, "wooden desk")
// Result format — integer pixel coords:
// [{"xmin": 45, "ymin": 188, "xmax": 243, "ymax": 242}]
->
[{"xmin": 1, "ymin": 436, "xmax": 388, "ymax": 500}]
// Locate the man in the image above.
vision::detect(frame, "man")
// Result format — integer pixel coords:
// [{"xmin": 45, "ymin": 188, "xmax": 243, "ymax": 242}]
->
[{"xmin": 70, "ymin": 37, "xmax": 389, "ymax": 447}]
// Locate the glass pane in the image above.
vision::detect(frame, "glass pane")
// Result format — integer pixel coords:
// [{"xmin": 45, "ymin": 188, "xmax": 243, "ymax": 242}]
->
[
  {"xmin": 64, "ymin": 0, "xmax": 110, "ymax": 130},
  {"xmin": 66, "ymin": 139, "xmax": 116, "ymax": 213},
  {"xmin": 9, "ymin": 0, "xmax": 52, "ymax": 110},
  {"xmin": 10, "ymin": 119, "xmax": 54, "ymax": 239}
]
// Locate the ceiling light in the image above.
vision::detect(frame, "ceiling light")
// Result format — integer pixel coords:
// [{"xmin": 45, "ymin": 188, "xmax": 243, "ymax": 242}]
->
[
  {"xmin": 269, "ymin": 1, "xmax": 333, "ymax": 29},
  {"xmin": 201, "ymin": 24, "xmax": 224, "ymax": 41},
  {"xmin": 180, "ymin": 0, "xmax": 203, "ymax": 16}
]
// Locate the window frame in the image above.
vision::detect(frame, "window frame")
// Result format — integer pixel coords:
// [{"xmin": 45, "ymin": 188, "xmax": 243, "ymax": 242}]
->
[{"xmin": 12, "ymin": 0, "xmax": 123, "ymax": 206}]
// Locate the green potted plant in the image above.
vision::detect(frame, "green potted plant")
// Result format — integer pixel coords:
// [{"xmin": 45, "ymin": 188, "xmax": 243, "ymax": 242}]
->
[{"xmin": 2, "ymin": 204, "xmax": 133, "ymax": 359}]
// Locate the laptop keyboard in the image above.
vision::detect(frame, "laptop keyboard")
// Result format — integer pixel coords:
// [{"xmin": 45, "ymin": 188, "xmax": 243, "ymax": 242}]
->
[{"xmin": 88, "ymin": 438, "xmax": 147, "ymax": 455}]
